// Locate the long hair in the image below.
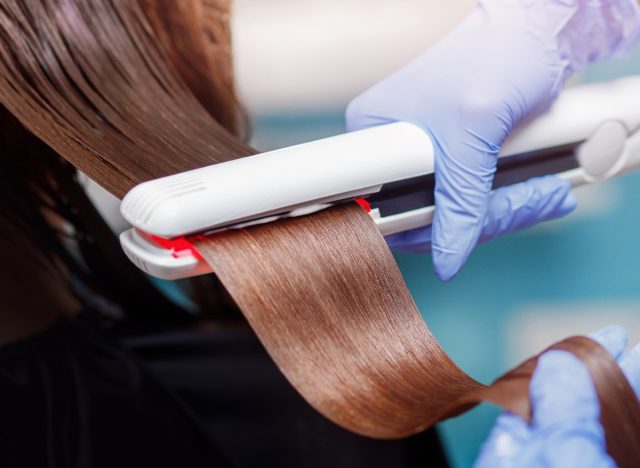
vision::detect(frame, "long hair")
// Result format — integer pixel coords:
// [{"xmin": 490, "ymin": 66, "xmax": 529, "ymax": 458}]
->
[{"xmin": 0, "ymin": 0, "xmax": 249, "ymax": 320}]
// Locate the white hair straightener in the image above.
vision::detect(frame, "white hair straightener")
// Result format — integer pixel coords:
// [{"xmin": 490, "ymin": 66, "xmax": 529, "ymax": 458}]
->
[{"xmin": 119, "ymin": 76, "xmax": 640, "ymax": 280}]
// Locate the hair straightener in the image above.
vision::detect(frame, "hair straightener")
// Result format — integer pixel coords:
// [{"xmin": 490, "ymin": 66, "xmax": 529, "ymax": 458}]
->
[{"xmin": 119, "ymin": 76, "xmax": 640, "ymax": 280}]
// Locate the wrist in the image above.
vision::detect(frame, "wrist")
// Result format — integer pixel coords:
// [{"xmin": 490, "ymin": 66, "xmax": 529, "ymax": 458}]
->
[{"xmin": 479, "ymin": 0, "xmax": 640, "ymax": 74}]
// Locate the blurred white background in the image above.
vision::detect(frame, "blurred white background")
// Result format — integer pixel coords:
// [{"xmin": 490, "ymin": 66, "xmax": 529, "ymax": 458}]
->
[{"xmin": 232, "ymin": 0, "xmax": 474, "ymax": 114}]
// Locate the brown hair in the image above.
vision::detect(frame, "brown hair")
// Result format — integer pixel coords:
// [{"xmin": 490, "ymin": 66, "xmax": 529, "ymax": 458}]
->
[
  {"xmin": 0, "ymin": 0, "xmax": 252, "ymax": 198},
  {"xmin": 194, "ymin": 204, "xmax": 640, "ymax": 459},
  {"xmin": 0, "ymin": 0, "xmax": 638, "ymax": 465},
  {"xmin": 0, "ymin": 0, "xmax": 246, "ymax": 324}
]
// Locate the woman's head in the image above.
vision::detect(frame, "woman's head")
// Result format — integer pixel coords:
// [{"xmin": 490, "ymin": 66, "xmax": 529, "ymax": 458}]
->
[{"xmin": 0, "ymin": 0, "xmax": 253, "ymax": 317}]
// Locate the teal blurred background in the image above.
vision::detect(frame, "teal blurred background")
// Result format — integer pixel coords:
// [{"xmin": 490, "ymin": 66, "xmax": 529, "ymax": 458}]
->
[{"xmin": 246, "ymin": 49, "xmax": 640, "ymax": 467}]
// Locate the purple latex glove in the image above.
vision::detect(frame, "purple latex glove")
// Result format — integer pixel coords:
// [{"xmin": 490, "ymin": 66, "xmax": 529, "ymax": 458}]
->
[
  {"xmin": 385, "ymin": 175, "xmax": 574, "ymax": 254},
  {"xmin": 475, "ymin": 325, "xmax": 640, "ymax": 468},
  {"xmin": 346, "ymin": 0, "xmax": 640, "ymax": 281}
]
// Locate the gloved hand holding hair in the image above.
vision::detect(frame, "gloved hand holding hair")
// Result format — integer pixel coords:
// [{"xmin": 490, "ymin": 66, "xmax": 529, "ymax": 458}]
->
[
  {"xmin": 346, "ymin": 0, "xmax": 640, "ymax": 281},
  {"xmin": 475, "ymin": 325, "xmax": 640, "ymax": 467}
]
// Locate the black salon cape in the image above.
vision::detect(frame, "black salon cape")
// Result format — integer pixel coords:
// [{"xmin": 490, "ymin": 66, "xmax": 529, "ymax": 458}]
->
[{"xmin": 0, "ymin": 315, "xmax": 448, "ymax": 468}]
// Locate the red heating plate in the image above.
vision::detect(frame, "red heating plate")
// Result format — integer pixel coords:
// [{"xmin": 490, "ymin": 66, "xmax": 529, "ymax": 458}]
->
[
  {"xmin": 145, "ymin": 233, "xmax": 203, "ymax": 260},
  {"xmin": 355, "ymin": 197, "xmax": 371, "ymax": 212}
]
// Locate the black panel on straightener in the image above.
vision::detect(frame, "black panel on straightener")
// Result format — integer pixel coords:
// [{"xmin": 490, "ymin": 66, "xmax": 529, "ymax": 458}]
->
[{"xmin": 368, "ymin": 143, "xmax": 581, "ymax": 217}]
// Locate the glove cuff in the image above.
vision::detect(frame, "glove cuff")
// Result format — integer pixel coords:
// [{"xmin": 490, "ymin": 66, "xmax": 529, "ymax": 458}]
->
[{"xmin": 478, "ymin": 0, "xmax": 640, "ymax": 90}]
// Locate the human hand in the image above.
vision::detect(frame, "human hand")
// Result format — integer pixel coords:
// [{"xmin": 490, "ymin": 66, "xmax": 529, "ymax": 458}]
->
[
  {"xmin": 475, "ymin": 325, "xmax": 640, "ymax": 468},
  {"xmin": 347, "ymin": 1, "xmax": 640, "ymax": 280}
]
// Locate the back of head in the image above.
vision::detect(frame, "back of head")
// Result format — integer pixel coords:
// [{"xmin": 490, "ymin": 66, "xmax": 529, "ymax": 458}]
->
[{"xmin": 0, "ymin": 0, "xmax": 253, "ymax": 323}]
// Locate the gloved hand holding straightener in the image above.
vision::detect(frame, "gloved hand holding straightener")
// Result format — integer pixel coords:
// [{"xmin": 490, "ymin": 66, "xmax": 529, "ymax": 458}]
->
[
  {"xmin": 346, "ymin": 0, "xmax": 640, "ymax": 281},
  {"xmin": 475, "ymin": 325, "xmax": 640, "ymax": 467}
]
